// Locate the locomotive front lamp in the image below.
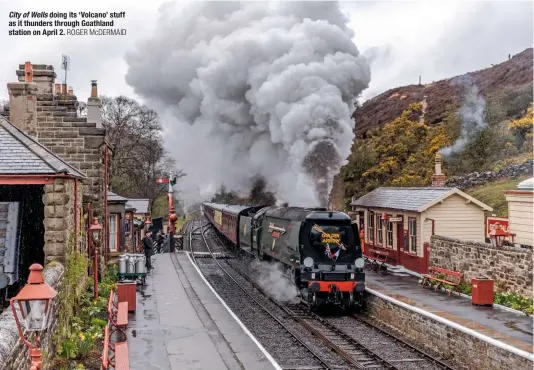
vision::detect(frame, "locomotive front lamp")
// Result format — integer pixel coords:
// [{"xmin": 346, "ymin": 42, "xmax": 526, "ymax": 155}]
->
[
  {"xmin": 10, "ymin": 264, "xmax": 57, "ymax": 370},
  {"xmin": 354, "ymin": 258, "xmax": 365, "ymax": 269},
  {"xmin": 303, "ymin": 257, "xmax": 314, "ymax": 268},
  {"xmin": 489, "ymin": 223, "xmax": 507, "ymax": 248}
]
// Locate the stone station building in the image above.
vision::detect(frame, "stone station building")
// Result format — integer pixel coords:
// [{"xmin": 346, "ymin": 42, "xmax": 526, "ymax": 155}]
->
[
  {"xmin": 7, "ymin": 62, "xmax": 112, "ymax": 251},
  {"xmin": 0, "ymin": 62, "xmax": 112, "ymax": 368},
  {"xmin": 0, "ymin": 115, "xmax": 84, "ymax": 305}
]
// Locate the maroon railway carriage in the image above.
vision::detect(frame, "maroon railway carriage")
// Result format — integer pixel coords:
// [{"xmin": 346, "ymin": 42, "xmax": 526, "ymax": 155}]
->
[{"xmin": 202, "ymin": 203, "xmax": 248, "ymax": 245}]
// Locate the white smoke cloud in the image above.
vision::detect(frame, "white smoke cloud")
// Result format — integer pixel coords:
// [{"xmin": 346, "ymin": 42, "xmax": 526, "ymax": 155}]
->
[
  {"xmin": 124, "ymin": 1, "xmax": 371, "ymax": 207},
  {"xmin": 441, "ymin": 79, "xmax": 487, "ymax": 156},
  {"xmin": 250, "ymin": 259, "xmax": 299, "ymax": 303}
]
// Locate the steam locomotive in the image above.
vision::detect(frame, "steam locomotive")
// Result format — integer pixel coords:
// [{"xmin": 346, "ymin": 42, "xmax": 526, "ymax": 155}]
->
[{"xmin": 202, "ymin": 202, "xmax": 365, "ymax": 312}]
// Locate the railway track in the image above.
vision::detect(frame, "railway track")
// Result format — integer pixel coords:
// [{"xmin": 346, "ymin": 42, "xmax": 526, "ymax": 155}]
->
[
  {"xmin": 189, "ymin": 218, "xmax": 339, "ymax": 370},
  {"xmin": 203, "ymin": 217, "xmax": 456, "ymax": 370}
]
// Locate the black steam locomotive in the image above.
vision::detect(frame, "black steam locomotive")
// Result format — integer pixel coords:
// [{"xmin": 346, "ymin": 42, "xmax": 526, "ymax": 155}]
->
[{"xmin": 202, "ymin": 202, "xmax": 365, "ymax": 312}]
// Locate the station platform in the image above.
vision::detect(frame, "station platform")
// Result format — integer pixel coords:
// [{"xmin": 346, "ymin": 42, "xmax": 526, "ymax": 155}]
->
[
  {"xmin": 127, "ymin": 253, "xmax": 279, "ymax": 370},
  {"xmin": 365, "ymin": 268, "xmax": 533, "ymax": 353}
]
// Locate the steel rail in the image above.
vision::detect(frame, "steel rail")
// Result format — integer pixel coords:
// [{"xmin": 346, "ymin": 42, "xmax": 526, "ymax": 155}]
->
[
  {"xmin": 190, "ymin": 218, "xmax": 332, "ymax": 370},
  {"xmin": 350, "ymin": 313, "xmax": 455, "ymax": 369},
  {"xmin": 222, "ymin": 257, "xmax": 396, "ymax": 370}
]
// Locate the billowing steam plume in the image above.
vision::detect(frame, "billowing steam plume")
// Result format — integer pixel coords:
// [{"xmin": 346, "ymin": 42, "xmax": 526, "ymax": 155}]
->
[
  {"xmin": 441, "ymin": 79, "xmax": 487, "ymax": 156},
  {"xmin": 250, "ymin": 260, "xmax": 299, "ymax": 303},
  {"xmin": 125, "ymin": 1, "xmax": 371, "ymax": 207}
]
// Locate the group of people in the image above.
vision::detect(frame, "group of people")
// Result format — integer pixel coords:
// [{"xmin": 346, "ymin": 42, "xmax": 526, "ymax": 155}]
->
[{"xmin": 141, "ymin": 227, "xmax": 167, "ymax": 271}]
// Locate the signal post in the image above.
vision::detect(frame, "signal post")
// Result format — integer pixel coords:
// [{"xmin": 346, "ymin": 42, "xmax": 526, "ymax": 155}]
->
[{"xmin": 156, "ymin": 174, "xmax": 178, "ymax": 252}]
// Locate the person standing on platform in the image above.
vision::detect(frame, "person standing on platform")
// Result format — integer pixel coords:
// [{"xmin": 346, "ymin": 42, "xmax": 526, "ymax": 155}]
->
[{"xmin": 143, "ymin": 228, "xmax": 154, "ymax": 271}]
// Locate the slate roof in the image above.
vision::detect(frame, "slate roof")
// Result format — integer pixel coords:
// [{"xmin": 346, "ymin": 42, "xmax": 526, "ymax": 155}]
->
[
  {"xmin": 351, "ymin": 187, "xmax": 492, "ymax": 212},
  {"xmin": 125, "ymin": 199, "xmax": 149, "ymax": 214},
  {"xmin": 0, "ymin": 116, "xmax": 84, "ymax": 177},
  {"xmin": 107, "ymin": 191, "xmax": 129, "ymax": 203},
  {"xmin": 517, "ymin": 177, "xmax": 534, "ymax": 191}
]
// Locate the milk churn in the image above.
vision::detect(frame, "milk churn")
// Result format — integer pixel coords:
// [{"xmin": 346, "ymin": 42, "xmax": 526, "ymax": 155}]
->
[
  {"xmin": 135, "ymin": 256, "xmax": 146, "ymax": 273},
  {"xmin": 126, "ymin": 256, "xmax": 136, "ymax": 273},
  {"xmin": 118, "ymin": 255, "xmax": 127, "ymax": 274}
]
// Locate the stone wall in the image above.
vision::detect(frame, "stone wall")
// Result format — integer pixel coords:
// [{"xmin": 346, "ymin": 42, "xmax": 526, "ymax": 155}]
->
[
  {"xmin": 430, "ymin": 235, "xmax": 533, "ymax": 298},
  {"xmin": 0, "ymin": 263, "xmax": 64, "ymax": 370},
  {"xmin": 365, "ymin": 291, "xmax": 532, "ymax": 370},
  {"xmin": 8, "ymin": 63, "xmax": 110, "ymax": 219},
  {"xmin": 445, "ymin": 160, "xmax": 533, "ymax": 190},
  {"xmin": 43, "ymin": 177, "xmax": 82, "ymax": 263}
]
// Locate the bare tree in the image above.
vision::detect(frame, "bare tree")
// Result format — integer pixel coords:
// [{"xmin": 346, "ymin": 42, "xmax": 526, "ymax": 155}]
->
[{"xmin": 101, "ymin": 95, "xmax": 185, "ymax": 210}]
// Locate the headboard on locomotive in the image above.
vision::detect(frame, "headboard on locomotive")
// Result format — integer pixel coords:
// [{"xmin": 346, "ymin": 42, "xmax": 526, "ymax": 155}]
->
[{"xmin": 0, "ymin": 202, "xmax": 21, "ymax": 289}]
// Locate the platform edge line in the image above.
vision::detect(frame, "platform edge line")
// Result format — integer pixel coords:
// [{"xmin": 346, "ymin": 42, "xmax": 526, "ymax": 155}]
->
[
  {"xmin": 185, "ymin": 251, "xmax": 283, "ymax": 370},
  {"xmin": 366, "ymin": 288, "xmax": 534, "ymax": 362}
]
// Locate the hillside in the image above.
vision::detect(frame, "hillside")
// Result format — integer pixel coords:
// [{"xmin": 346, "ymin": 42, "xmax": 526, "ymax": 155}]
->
[
  {"xmin": 353, "ymin": 48, "xmax": 533, "ymax": 138},
  {"xmin": 331, "ymin": 48, "xmax": 533, "ymax": 210}
]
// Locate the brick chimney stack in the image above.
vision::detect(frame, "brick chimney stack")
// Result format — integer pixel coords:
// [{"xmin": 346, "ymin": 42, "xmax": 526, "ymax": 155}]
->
[
  {"xmin": 431, "ymin": 152, "xmax": 447, "ymax": 187},
  {"xmin": 87, "ymin": 80, "xmax": 102, "ymax": 128}
]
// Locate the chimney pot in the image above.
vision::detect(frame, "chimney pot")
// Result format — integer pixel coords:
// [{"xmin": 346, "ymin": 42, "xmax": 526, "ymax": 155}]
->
[
  {"xmin": 90, "ymin": 80, "xmax": 98, "ymax": 98},
  {"xmin": 61, "ymin": 84, "xmax": 67, "ymax": 95},
  {"xmin": 54, "ymin": 83, "xmax": 61, "ymax": 95},
  {"xmin": 24, "ymin": 61, "xmax": 33, "ymax": 82},
  {"xmin": 68, "ymin": 86, "xmax": 73, "ymax": 96}
]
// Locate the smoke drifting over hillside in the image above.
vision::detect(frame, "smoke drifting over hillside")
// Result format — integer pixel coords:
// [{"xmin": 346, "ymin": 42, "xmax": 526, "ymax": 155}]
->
[
  {"xmin": 441, "ymin": 79, "xmax": 487, "ymax": 156},
  {"xmin": 125, "ymin": 1, "xmax": 370, "ymax": 207}
]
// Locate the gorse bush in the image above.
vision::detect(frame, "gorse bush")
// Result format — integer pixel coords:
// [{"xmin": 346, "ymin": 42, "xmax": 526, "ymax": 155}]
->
[{"xmin": 342, "ymin": 103, "xmax": 450, "ymax": 201}]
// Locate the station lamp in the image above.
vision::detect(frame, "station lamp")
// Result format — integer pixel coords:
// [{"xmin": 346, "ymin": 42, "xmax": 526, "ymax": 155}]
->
[
  {"xmin": 489, "ymin": 223, "xmax": 507, "ymax": 248},
  {"xmin": 144, "ymin": 215, "xmax": 152, "ymax": 225},
  {"xmin": 10, "ymin": 264, "xmax": 58, "ymax": 370}
]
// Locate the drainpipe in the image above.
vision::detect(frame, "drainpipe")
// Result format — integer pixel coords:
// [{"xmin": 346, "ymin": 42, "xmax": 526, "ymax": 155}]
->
[
  {"xmin": 104, "ymin": 144, "xmax": 109, "ymax": 263},
  {"xmin": 74, "ymin": 178, "xmax": 78, "ymax": 255},
  {"xmin": 425, "ymin": 217, "xmax": 435, "ymax": 235}
]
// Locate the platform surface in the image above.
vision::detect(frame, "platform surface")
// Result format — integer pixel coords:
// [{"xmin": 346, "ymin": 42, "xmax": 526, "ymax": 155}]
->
[
  {"xmin": 127, "ymin": 253, "xmax": 278, "ymax": 370},
  {"xmin": 366, "ymin": 269, "xmax": 533, "ymax": 353}
]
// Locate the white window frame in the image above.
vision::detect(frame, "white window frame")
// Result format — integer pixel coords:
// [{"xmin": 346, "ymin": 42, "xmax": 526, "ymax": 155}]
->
[
  {"xmin": 386, "ymin": 218, "xmax": 394, "ymax": 248},
  {"xmin": 376, "ymin": 214, "xmax": 383, "ymax": 245},
  {"xmin": 108, "ymin": 214, "xmax": 119, "ymax": 252},
  {"xmin": 367, "ymin": 212, "xmax": 374, "ymax": 243},
  {"xmin": 408, "ymin": 218, "xmax": 417, "ymax": 253}
]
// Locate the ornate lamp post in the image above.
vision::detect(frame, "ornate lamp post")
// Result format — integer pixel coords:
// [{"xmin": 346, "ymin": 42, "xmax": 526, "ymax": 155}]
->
[
  {"xmin": 489, "ymin": 222, "xmax": 507, "ymax": 248},
  {"xmin": 89, "ymin": 219, "xmax": 103, "ymax": 299},
  {"xmin": 10, "ymin": 264, "xmax": 57, "ymax": 370}
]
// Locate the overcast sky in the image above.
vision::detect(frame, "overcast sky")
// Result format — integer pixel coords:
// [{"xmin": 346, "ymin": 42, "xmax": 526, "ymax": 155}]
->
[{"xmin": 0, "ymin": 0, "xmax": 532, "ymax": 104}]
